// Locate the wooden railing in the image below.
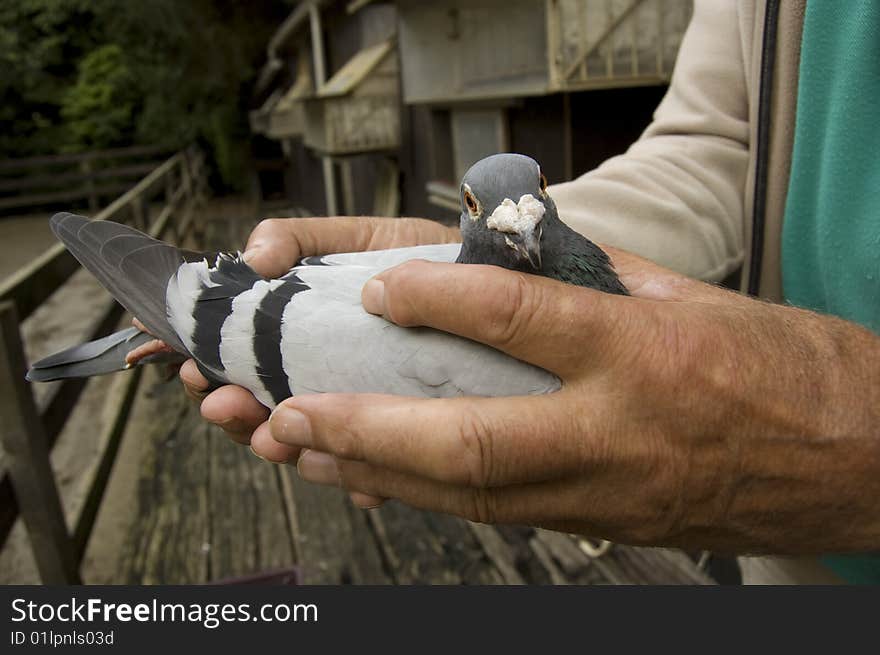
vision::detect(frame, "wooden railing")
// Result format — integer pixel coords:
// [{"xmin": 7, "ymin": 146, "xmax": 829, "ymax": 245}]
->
[
  {"xmin": 0, "ymin": 147, "xmax": 207, "ymax": 583},
  {"xmin": 0, "ymin": 144, "xmax": 172, "ymax": 215}
]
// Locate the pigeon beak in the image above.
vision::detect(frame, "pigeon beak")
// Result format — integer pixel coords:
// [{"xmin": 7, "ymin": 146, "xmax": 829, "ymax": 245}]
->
[{"xmin": 518, "ymin": 224, "xmax": 543, "ymax": 270}]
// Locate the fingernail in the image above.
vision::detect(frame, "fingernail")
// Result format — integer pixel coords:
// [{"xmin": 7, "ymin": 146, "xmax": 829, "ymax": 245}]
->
[
  {"xmin": 297, "ymin": 450, "xmax": 339, "ymax": 486},
  {"xmin": 361, "ymin": 279, "xmax": 385, "ymax": 315},
  {"xmin": 349, "ymin": 491, "xmax": 385, "ymax": 509},
  {"xmin": 217, "ymin": 417, "xmax": 247, "ymax": 432},
  {"xmin": 270, "ymin": 406, "xmax": 312, "ymax": 447},
  {"xmin": 249, "ymin": 445, "xmax": 287, "ymax": 465},
  {"xmin": 179, "ymin": 361, "xmax": 208, "ymax": 391},
  {"xmin": 242, "ymin": 247, "xmax": 260, "ymax": 264}
]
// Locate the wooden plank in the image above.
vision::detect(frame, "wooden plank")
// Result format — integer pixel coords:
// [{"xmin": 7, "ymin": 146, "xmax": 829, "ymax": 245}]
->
[
  {"xmin": 545, "ymin": 0, "xmax": 563, "ymax": 91},
  {"xmin": 115, "ymin": 384, "xmax": 212, "ymax": 584},
  {"xmin": 206, "ymin": 438, "xmax": 296, "ymax": 580},
  {"xmin": 528, "ymin": 534, "xmax": 569, "ymax": 585},
  {"xmin": 369, "ymin": 502, "xmax": 505, "ymax": 584},
  {"xmin": 532, "ymin": 529, "xmax": 715, "ymax": 585},
  {"xmin": 0, "ymin": 162, "xmax": 157, "ymax": 193},
  {"xmin": 39, "ymin": 302, "xmax": 124, "ymax": 448},
  {"xmin": 0, "ymin": 300, "xmax": 124, "ymax": 549},
  {"xmin": 531, "ymin": 529, "xmax": 608, "ymax": 584},
  {"xmin": 280, "ymin": 470, "xmax": 391, "ymax": 584},
  {"xmin": 467, "ymin": 522, "xmax": 526, "ymax": 585},
  {"xmin": 0, "ymin": 145, "xmax": 171, "ymax": 172},
  {"xmin": 0, "ymin": 302, "xmax": 79, "ymax": 583},
  {"xmin": 0, "ymin": 243, "xmax": 78, "ymax": 321},
  {"xmin": 489, "ymin": 526, "xmax": 557, "ymax": 584},
  {"xmin": 71, "ymin": 366, "xmax": 143, "ymax": 561},
  {"xmin": 0, "ymin": 184, "xmax": 133, "ymax": 211},
  {"xmin": 561, "ymin": 0, "xmax": 645, "ymax": 81},
  {"xmin": 603, "ymin": 545, "xmax": 715, "ymax": 585}
]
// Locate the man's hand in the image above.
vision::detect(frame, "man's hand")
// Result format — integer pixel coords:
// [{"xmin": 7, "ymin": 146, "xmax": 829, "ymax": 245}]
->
[
  {"xmin": 179, "ymin": 216, "xmax": 460, "ymax": 462},
  {"xmin": 266, "ymin": 249, "xmax": 880, "ymax": 554}
]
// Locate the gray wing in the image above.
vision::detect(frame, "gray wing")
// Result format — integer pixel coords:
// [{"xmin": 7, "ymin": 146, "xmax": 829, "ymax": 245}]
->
[{"xmin": 278, "ymin": 264, "xmax": 560, "ymax": 398}]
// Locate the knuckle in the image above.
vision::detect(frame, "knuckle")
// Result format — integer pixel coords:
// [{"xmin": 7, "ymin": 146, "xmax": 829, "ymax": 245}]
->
[
  {"xmin": 383, "ymin": 260, "xmax": 428, "ymax": 326},
  {"xmin": 252, "ymin": 217, "xmax": 282, "ymax": 238},
  {"xmin": 318, "ymin": 395, "xmax": 362, "ymax": 460},
  {"xmin": 486, "ymin": 274, "xmax": 542, "ymax": 349},
  {"xmin": 465, "ymin": 488, "xmax": 499, "ymax": 524},
  {"xmin": 455, "ymin": 403, "xmax": 496, "ymax": 487}
]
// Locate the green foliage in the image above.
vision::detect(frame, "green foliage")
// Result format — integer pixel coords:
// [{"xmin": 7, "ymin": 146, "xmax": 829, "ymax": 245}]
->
[
  {"xmin": 61, "ymin": 44, "xmax": 136, "ymax": 151},
  {"xmin": 0, "ymin": 0, "xmax": 105, "ymax": 155},
  {"xmin": 0, "ymin": 0, "xmax": 287, "ymax": 189}
]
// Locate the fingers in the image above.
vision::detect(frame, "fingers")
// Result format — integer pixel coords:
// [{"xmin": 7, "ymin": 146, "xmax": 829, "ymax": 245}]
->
[
  {"xmin": 243, "ymin": 217, "xmax": 377, "ymax": 278},
  {"xmin": 242, "ymin": 216, "xmax": 461, "ymax": 279},
  {"xmin": 249, "ymin": 420, "xmax": 300, "ymax": 463},
  {"xmin": 297, "ymin": 451, "xmax": 581, "ymax": 526},
  {"xmin": 126, "ymin": 338, "xmax": 175, "ymax": 366},
  {"xmin": 362, "ymin": 261, "xmax": 618, "ymax": 376},
  {"xmin": 179, "ymin": 359, "xmax": 210, "ymax": 402},
  {"xmin": 199, "ymin": 385, "xmax": 270, "ymax": 445},
  {"xmin": 271, "ymin": 391, "xmax": 599, "ymax": 488}
]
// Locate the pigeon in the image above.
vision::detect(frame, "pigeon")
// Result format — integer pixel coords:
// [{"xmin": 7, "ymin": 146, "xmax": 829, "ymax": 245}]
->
[{"xmin": 27, "ymin": 153, "xmax": 627, "ymax": 409}]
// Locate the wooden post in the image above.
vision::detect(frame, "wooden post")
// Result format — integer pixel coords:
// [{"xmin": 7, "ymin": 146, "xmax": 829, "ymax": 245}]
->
[
  {"xmin": 309, "ymin": 1, "xmax": 327, "ymax": 90},
  {"xmin": 164, "ymin": 167, "xmax": 175, "ymax": 208},
  {"xmin": 132, "ymin": 195, "xmax": 149, "ymax": 231},
  {"xmin": 322, "ymin": 157, "xmax": 338, "ymax": 216},
  {"xmin": 80, "ymin": 158, "xmax": 99, "ymax": 213},
  {"xmin": 545, "ymin": 0, "xmax": 562, "ymax": 91},
  {"xmin": 340, "ymin": 159, "xmax": 356, "ymax": 216},
  {"xmin": 0, "ymin": 302, "xmax": 80, "ymax": 583}
]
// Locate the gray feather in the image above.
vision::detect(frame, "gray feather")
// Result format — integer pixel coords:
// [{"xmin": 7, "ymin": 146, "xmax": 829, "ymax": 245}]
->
[
  {"xmin": 50, "ymin": 213, "xmax": 188, "ymax": 353},
  {"xmin": 26, "ymin": 327, "xmax": 182, "ymax": 382},
  {"xmin": 300, "ymin": 243, "xmax": 461, "ymax": 268},
  {"xmin": 279, "ymin": 264, "xmax": 560, "ymax": 400}
]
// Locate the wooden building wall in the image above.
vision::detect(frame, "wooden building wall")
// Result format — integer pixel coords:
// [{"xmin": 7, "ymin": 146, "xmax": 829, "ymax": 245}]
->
[{"xmin": 259, "ymin": 5, "xmax": 669, "ymax": 224}]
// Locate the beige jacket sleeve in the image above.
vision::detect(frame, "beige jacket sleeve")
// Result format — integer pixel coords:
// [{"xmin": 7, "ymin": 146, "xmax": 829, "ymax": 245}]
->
[{"xmin": 549, "ymin": 1, "xmax": 749, "ymax": 281}]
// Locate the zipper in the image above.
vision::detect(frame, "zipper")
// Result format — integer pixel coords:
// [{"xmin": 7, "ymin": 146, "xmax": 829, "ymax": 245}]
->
[{"xmin": 748, "ymin": 0, "xmax": 781, "ymax": 296}]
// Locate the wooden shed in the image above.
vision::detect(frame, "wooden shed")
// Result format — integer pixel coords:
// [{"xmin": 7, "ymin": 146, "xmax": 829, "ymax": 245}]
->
[
  {"xmin": 397, "ymin": 0, "xmax": 692, "ymax": 104},
  {"xmin": 303, "ymin": 38, "xmax": 400, "ymax": 155},
  {"xmin": 264, "ymin": 54, "xmax": 313, "ymax": 140}
]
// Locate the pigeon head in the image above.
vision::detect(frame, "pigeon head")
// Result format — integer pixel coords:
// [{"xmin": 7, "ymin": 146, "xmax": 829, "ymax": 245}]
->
[{"xmin": 456, "ymin": 153, "xmax": 558, "ymax": 272}]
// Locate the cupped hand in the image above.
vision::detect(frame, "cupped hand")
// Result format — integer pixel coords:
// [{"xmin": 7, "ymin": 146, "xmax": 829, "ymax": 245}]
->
[
  {"xmin": 180, "ymin": 216, "xmax": 461, "ymax": 466},
  {"xmin": 267, "ymin": 249, "xmax": 880, "ymax": 553}
]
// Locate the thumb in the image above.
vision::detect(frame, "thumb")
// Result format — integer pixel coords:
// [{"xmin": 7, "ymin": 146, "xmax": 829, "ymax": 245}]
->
[{"xmin": 242, "ymin": 219, "xmax": 304, "ymax": 279}]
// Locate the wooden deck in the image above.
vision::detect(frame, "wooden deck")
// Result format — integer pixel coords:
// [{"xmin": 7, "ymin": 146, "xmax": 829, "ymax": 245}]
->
[{"xmin": 1, "ymin": 201, "xmax": 715, "ymax": 585}]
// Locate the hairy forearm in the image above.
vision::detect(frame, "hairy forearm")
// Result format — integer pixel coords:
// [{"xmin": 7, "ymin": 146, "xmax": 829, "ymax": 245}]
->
[{"xmin": 675, "ymin": 303, "xmax": 880, "ymax": 554}]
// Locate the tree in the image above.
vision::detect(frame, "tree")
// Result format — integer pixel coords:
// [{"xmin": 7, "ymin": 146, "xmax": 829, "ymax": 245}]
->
[
  {"xmin": 1, "ymin": 0, "xmax": 289, "ymax": 189},
  {"xmin": 61, "ymin": 44, "xmax": 137, "ymax": 151}
]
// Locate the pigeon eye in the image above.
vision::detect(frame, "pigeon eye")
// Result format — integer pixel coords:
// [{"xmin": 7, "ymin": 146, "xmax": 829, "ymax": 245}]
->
[
  {"xmin": 539, "ymin": 172, "xmax": 548, "ymax": 194},
  {"xmin": 464, "ymin": 191, "xmax": 480, "ymax": 217}
]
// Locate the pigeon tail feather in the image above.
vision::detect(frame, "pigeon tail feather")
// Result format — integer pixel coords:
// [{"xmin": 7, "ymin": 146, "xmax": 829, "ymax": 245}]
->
[
  {"xmin": 50, "ymin": 213, "xmax": 190, "ymax": 354},
  {"xmin": 25, "ymin": 327, "xmax": 182, "ymax": 382}
]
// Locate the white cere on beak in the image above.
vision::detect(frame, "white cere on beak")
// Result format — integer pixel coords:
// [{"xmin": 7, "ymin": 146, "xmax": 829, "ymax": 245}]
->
[{"xmin": 486, "ymin": 194, "xmax": 546, "ymax": 234}]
